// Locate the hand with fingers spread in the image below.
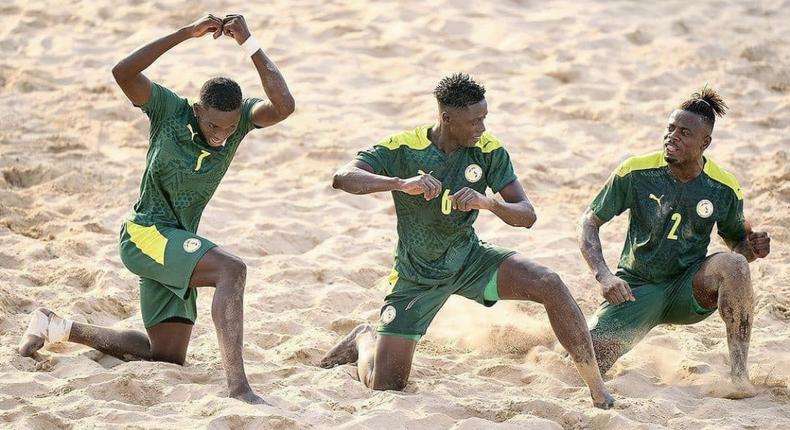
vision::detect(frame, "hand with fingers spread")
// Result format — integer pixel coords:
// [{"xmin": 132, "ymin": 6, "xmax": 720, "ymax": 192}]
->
[
  {"xmin": 450, "ymin": 187, "xmax": 492, "ymax": 212},
  {"xmin": 222, "ymin": 14, "xmax": 253, "ymax": 45},
  {"xmin": 397, "ymin": 173, "xmax": 442, "ymax": 200},
  {"xmin": 186, "ymin": 14, "xmax": 225, "ymax": 39},
  {"xmin": 598, "ymin": 273, "xmax": 635, "ymax": 305}
]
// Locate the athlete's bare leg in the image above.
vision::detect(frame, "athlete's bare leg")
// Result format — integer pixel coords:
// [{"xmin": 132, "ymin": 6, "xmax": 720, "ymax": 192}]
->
[
  {"xmin": 320, "ymin": 324, "xmax": 417, "ymax": 390},
  {"xmin": 20, "ymin": 246, "xmax": 264, "ymax": 405},
  {"xmin": 18, "ymin": 307, "xmax": 191, "ymax": 364},
  {"xmin": 188, "ymin": 247, "xmax": 267, "ymax": 405},
  {"xmin": 497, "ymin": 255, "xmax": 614, "ymax": 409},
  {"xmin": 692, "ymin": 252, "xmax": 755, "ymax": 395}
]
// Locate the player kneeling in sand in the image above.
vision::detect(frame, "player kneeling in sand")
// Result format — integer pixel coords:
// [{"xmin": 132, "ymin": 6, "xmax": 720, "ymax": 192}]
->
[
  {"xmin": 320, "ymin": 74, "xmax": 614, "ymax": 409},
  {"xmin": 18, "ymin": 14, "xmax": 294, "ymax": 404},
  {"xmin": 579, "ymin": 87, "xmax": 770, "ymax": 395}
]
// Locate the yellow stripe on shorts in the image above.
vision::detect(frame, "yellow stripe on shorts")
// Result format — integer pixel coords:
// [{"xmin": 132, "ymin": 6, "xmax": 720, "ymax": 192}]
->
[
  {"xmin": 126, "ymin": 221, "xmax": 168, "ymax": 265},
  {"xmin": 387, "ymin": 269, "xmax": 399, "ymax": 287}
]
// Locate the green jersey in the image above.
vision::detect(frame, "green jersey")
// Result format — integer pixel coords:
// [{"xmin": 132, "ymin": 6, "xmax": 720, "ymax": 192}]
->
[
  {"xmin": 130, "ymin": 83, "xmax": 261, "ymax": 232},
  {"xmin": 590, "ymin": 151, "xmax": 746, "ymax": 283},
  {"xmin": 357, "ymin": 125, "xmax": 517, "ymax": 285}
]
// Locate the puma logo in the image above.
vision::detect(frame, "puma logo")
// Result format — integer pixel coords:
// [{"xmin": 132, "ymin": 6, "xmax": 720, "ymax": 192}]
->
[
  {"xmin": 649, "ymin": 193, "xmax": 664, "ymax": 207},
  {"xmin": 187, "ymin": 124, "xmax": 198, "ymax": 142}
]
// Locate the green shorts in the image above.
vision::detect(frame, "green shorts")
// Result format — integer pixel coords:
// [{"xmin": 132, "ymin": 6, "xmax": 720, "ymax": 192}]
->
[
  {"xmin": 378, "ymin": 242, "xmax": 516, "ymax": 341},
  {"xmin": 589, "ymin": 260, "xmax": 716, "ymax": 353},
  {"xmin": 119, "ymin": 220, "xmax": 216, "ymax": 328}
]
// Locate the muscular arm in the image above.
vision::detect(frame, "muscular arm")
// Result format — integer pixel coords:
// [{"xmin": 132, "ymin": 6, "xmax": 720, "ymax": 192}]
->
[
  {"xmin": 220, "ymin": 14, "xmax": 295, "ymax": 128},
  {"xmin": 579, "ymin": 208, "xmax": 614, "ymax": 281},
  {"xmin": 332, "ymin": 159, "xmax": 442, "ymax": 199},
  {"xmin": 112, "ymin": 15, "xmax": 223, "ymax": 106},
  {"xmin": 248, "ymin": 50, "xmax": 295, "ymax": 127},
  {"xmin": 486, "ymin": 180, "xmax": 536, "ymax": 228},
  {"xmin": 579, "ymin": 208, "xmax": 635, "ymax": 304},
  {"xmin": 332, "ymin": 160, "xmax": 403, "ymax": 195}
]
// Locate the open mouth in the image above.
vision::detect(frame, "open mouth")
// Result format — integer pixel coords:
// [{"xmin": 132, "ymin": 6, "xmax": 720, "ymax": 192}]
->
[{"xmin": 664, "ymin": 142, "xmax": 679, "ymax": 154}]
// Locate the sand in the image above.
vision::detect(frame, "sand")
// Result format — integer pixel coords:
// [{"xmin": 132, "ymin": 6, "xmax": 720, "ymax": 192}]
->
[{"xmin": 1, "ymin": 0, "xmax": 789, "ymax": 428}]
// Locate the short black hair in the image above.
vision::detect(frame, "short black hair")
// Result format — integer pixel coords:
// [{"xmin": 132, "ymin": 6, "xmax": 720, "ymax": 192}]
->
[
  {"xmin": 434, "ymin": 73, "xmax": 485, "ymax": 109},
  {"xmin": 678, "ymin": 85, "xmax": 727, "ymax": 127},
  {"xmin": 200, "ymin": 77, "xmax": 242, "ymax": 111}
]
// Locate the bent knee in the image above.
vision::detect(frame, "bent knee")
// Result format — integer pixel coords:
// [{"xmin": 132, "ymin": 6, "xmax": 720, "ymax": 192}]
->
[
  {"xmin": 714, "ymin": 253, "xmax": 750, "ymax": 282},
  {"xmin": 219, "ymin": 255, "xmax": 247, "ymax": 282}
]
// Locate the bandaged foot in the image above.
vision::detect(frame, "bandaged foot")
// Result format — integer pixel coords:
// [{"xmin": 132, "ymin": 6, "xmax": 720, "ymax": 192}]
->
[{"xmin": 18, "ymin": 308, "xmax": 73, "ymax": 357}]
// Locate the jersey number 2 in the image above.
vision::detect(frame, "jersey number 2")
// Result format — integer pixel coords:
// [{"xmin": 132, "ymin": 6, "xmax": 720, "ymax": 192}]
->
[{"xmin": 667, "ymin": 213, "xmax": 681, "ymax": 240}]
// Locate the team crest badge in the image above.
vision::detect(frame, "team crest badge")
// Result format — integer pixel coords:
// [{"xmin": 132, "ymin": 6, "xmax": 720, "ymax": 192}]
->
[
  {"xmin": 465, "ymin": 164, "xmax": 483, "ymax": 183},
  {"xmin": 380, "ymin": 306, "xmax": 397, "ymax": 325},
  {"xmin": 696, "ymin": 199, "xmax": 714, "ymax": 218},
  {"xmin": 183, "ymin": 238, "xmax": 202, "ymax": 253}
]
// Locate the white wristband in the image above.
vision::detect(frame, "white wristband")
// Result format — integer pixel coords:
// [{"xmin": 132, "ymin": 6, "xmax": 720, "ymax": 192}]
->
[{"xmin": 241, "ymin": 35, "xmax": 261, "ymax": 57}]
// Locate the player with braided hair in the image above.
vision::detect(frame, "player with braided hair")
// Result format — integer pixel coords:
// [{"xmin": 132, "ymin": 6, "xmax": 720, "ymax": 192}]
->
[{"xmin": 579, "ymin": 87, "xmax": 771, "ymax": 395}]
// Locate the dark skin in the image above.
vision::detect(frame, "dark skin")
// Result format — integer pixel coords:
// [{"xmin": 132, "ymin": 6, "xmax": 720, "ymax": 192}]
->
[
  {"xmin": 579, "ymin": 109, "xmax": 770, "ymax": 388},
  {"xmin": 21, "ymin": 14, "xmax": 294, "ymax": 405},
  {"xmin": 324, "ymin": 99, "xmax": 615, "ymax": 409},
  {"xmin": 112, "ymin": 14, "xmax": 295, "ymax": 147},
  {"xmin": 332, "ymin": 100, "xmax": 537, "ymax": 227}
]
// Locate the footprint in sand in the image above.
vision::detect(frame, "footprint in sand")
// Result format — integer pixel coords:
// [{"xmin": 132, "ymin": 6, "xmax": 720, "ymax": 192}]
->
[
  {"xmin": 1, "ymin": 165, "xmax": 64, "ymax": 189},
  {"xmin": 625, "ymin": 28, "xmax": 653, "ymax": 46},
  {"xmin": 207, "ymin": 415, "xmax": 294, "ymax": 429}
]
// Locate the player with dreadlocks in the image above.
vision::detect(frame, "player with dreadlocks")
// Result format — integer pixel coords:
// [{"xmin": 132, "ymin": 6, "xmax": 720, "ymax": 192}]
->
[
  {"xmin": 321, "ymin": 73, "xmax": 614, "ymax": 409},
  {"xmin": 579, "ymin": 87, "xmax": 771, "ymax": 394}
]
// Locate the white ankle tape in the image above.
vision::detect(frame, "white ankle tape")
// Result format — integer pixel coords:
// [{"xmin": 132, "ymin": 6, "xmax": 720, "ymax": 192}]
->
[
  {"xmin": 25, "ymin": 310, "xmax": 49, "ymax": 339},
  {"xmin": 47, "ymin": 315, "xmax": 72, "ymax": 343}
]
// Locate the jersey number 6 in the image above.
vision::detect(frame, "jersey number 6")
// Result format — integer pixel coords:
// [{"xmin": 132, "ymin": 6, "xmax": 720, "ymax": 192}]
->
[{"xmin": 441, "ymin": 190, "xmax": 452, "ymax": 215}]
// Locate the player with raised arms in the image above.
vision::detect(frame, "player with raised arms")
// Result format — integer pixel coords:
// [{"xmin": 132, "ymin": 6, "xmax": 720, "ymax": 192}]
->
[{"xmin": 19, "ymin": 13, "xmax": 294, "ymax": 405}]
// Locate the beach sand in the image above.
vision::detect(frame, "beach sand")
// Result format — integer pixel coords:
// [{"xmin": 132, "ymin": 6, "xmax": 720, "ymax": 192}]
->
[{"xmin": 1, "ymin": 0, "xmax": 788, "ymax": 428}]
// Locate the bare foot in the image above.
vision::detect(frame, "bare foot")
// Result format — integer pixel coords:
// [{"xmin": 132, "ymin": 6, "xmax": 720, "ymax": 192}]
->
[
  {"xmin": 591, "ymin": 390, "xmax": 615, "ymax": 409},
  {"xmin": 230, "ymin": 388, "xmax": 271, "ymax": 405},
  {"xmin": 726, "ymin": 374, "xmax": 759, "ymax": 399},
  {"xmin": 319, "ymin": 324, "xmax": 374, "ymax": 369},
  {"xmin": 18, "ymin": 307, "xmax": 55, "ymax": 357}
]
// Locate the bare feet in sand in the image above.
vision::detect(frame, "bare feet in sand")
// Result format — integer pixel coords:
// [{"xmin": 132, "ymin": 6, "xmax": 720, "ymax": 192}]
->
[
  {"xmin": 591, "ymin": 390, "xmax": 615, "ymax": 409},
  {"xmin": 725, "ymin": 374, "xmax": 759, "ymax": 399},
  {"xmin": 18, "ymin": 307, "xmax": 56, "ymax": 357},
  {"xmin": 319, "ymin": 324, "xmax": 375, "ymax": 369},
  {"xmin": 230, "ymin": 387, "xmax": 272, "ymax": 405}
]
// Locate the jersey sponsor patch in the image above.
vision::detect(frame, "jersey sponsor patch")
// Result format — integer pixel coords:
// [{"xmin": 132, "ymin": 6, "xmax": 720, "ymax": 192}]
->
[
  {"xmin": 696, "ymin": 199, "xmax": 714, "ymax": 218},
  {"xmin": 465, "ymin": 164, "xmax": 482, "ymax": 183},
  {"xmin": 183, "ymin": 238, "xmax": 202, "ymax": 253},
  {"xmin": 380, "ymin": 305, "xmax": 397, "ymax": 324}
]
